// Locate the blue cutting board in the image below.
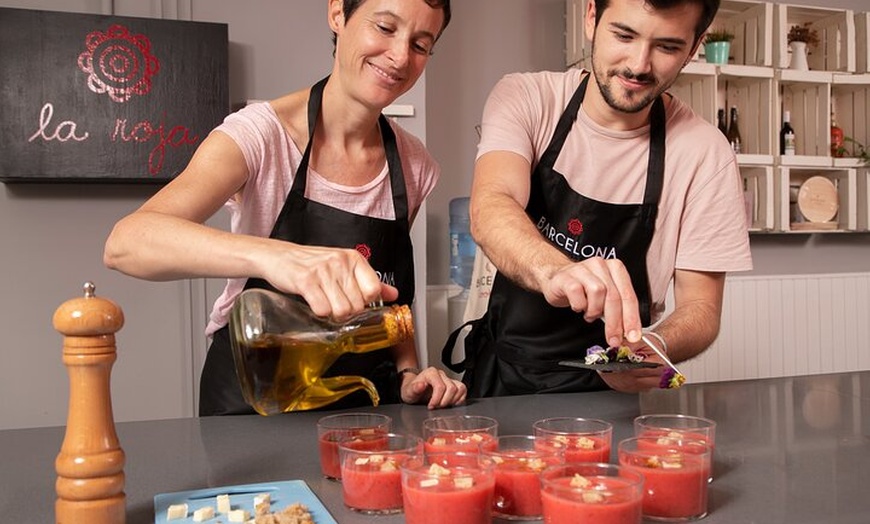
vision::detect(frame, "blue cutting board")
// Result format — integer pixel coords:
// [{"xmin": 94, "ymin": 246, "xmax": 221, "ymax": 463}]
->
[{"xmin": 154, "ymin": 479, "xmax": 337, "ymax": 523}]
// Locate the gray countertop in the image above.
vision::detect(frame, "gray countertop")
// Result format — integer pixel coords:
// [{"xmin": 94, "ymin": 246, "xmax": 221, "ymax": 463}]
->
[{"xmin": 2, "ymin": 371, "xmax": 869, "ymax": 523}]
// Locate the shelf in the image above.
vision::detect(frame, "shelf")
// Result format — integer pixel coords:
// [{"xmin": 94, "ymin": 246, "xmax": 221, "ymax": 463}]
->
[
  {"xmin": 714, "ymin": 0, "xmax": 774, "ymax": 66},
  {"xmin": 774, "ymin": 166, "xmax": 857, "ymax": 232},
  {"xmin": 858, "ymin": 167, "xmax": 870, "ymax": 231},
  {"xmin": 773, "ymin": 4, "xmax": 856, "ymax": 72},
  {"xmin": 777, "ymin": 75, "xmax": 831, "ymax": 158},
  {"xmin": 721, "ymin": 75, "xmax": 776, "ymax": 155},
  {"xmin": 742, "ymin": 165, "xmax": 775, "ymax": 231},
  {"xmin": 831, "ymin": 74, "xmax": 870, "ymax": 158},
  {"xmin": 778, "ymin": 155, "xmax": 831, "ymax": 167},
  {"xmin": 858, "ymin": 12, "xmax": 870, "ymax": 73}
]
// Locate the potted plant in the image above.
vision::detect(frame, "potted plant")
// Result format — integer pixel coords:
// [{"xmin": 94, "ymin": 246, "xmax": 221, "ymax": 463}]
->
[
  {"xmin": 787, "ymin": 23, "xmax": 819, "ymax": 70},
  {"xmin": 836, "ymin": 136, "xmax": 870, "ymax": 166},
  {"xmin": 704, "ymin": 29, "xmax": 734, "ymax": 64}
]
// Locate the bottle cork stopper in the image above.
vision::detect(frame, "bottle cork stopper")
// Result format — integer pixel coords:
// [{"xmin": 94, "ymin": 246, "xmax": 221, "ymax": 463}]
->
[{"xmin": 53, "ymin": 282, "xmax": 126, "ymax": 524}]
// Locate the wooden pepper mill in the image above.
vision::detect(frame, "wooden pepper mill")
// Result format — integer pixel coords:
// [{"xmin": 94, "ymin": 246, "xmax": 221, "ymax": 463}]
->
[{"xmin": 53, "ymin": 282, "xmax": 126, "ymax": 524}]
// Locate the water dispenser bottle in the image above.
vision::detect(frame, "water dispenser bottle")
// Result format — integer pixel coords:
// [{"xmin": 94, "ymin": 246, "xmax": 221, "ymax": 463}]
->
[{"xmin": 449, "ymin": 197, "xmax": 475, "ymax": 290}]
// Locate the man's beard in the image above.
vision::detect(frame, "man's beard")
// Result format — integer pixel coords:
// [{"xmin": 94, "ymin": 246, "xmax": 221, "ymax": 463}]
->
[{"xmin": 590, "ymin": 42, "xmax": 671, "ymax": 114}]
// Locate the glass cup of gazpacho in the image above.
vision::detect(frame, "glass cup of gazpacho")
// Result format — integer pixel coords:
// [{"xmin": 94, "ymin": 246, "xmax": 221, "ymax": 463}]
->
[
  {"xmin": 422, "ymin": 415, "xmax": 498, "ymax": 454},
  {"xmin": 401, "ymin": 451, "xmax": 496, "ymax": 524},
  {"xmin": 633, "ymin": 414, "xmax": 716, "ymax": 481},
  {"xmin": 618, "ymin": 436, "xmax": 712, "ymax": 521},
  {"xmin": 316, "ymin": 412, "xmax": 391, "ymax": 480},
  {"xmin": 533, "ymin": 417, "xmax": 613, "ymax": 464},
  {"xmin": 540, "ymin": 463, "xmax": 644, "ymax": 524},
  {"xmin": 486, "ymin": 435, "xmax": 564, "ymax": 520},
  {"xmin": 338, "ymin": 432, "xmax": 422, "ymax": 514}
]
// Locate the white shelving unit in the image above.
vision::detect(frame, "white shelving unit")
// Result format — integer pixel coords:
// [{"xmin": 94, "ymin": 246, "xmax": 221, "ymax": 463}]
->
[{"xmin": 563, "ymin": 0, "xmax": 870, "ymax": 233}]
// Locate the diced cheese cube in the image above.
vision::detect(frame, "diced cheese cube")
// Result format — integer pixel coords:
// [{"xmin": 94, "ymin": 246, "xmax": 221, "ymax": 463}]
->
[
  {"xmin": 576, "ymin": 437, "xmax": 595, "ymax": 449},
  {"xmin": 192, "ymin": 506, "xmax": 215, "ymax": 522},
  {"xmin": 166, "ymin": 503, "xmax": 188, "ymax": 520},
  {"xmin": 470, "ymin": 434, "xmax": 484, "ymax": 442},
  {"xmin": 380, "ymin": 459, "xmax": 398, "ymax": 472},
  {"xmin": 582, "ymin": 491, "xmax": 605, "ymax": 503},
  {"xmin": 453, "ymin": 476, "xmax": 474, "ymax": 489},
  {"xmin": 420, "ymin": 478, "xmax": 440, "ymax": 488},
  {"xmin": 228, "ymin": 509, "xmax": 250, "ymax": 522},
  {"xmin": 570, "ymin": 474, "xmax": 592, "ymax": 488},
  {"xmin": 369, "ymin": 454, "xmax": 385, "ymax": 463},
  {"xmin": 354, "ymin": 457, "xmax": 370, "ymax": 465},
  {"xmin": 526, "ymin": 458, "xmax": 547, "ymax": 471},
  {"xmin": 428, "ymin": 463, "xmax": 451, "ymax": 476},
  {"xmin": 216, "ymin": 493, "xmax": 231, "ymax": 513}
]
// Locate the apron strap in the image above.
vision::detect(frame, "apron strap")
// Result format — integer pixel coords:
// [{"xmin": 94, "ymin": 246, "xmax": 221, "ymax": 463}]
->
[{"xmin": 441, "ymin": 318, "xmax": 482, "ymax": 373}]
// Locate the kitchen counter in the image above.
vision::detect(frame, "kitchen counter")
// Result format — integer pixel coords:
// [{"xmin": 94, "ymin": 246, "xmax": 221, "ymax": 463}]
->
[{"xmin": 1, "ymin": 371, "xmax": 868, "ymax": 523}]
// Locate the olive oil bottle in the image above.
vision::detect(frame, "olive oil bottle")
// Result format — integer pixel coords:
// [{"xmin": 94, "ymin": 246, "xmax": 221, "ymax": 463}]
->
[{"xmin": 230, "ymin": 289, "xmax": 414, "ymax": 415}]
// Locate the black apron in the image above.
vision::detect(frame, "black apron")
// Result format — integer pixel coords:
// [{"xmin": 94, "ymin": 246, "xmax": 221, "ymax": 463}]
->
[
  {"xmin": 443, "ymin": 74, "xmax": 665, "ymax": 397},
  {"xmin": 200, "ymin": 77, "xmax": 416, "ymax": 415}
]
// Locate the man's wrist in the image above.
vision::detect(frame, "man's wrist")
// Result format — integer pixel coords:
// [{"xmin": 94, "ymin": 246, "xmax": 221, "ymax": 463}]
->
[
  {"xmin": 397, "ymin": 367, "xmax": 422, "ymax": 377},
  {"xmin": 645, "ymin": 331, "xmax": 669, "ymax": 354}
]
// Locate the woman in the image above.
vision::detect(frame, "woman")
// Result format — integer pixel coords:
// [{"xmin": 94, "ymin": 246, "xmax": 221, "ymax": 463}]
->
[{"xmin": 104, "ymin": 0, "xmax": 465, "ymax": 415}]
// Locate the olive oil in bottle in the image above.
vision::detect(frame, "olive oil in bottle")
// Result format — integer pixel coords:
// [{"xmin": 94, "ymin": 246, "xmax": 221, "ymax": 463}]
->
[{"xmin": 230, "ymin": 289, "xmax": 414, "ymax": 415}]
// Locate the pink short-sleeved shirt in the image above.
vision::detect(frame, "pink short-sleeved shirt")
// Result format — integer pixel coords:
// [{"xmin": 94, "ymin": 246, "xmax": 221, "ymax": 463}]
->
[
  {"xmin": 205, "ymin": 102, "xmax": 439, "ymax": 335},
  {"xmin": 477, "ymin": 69, "xmax": 752, "ymax": 322}
]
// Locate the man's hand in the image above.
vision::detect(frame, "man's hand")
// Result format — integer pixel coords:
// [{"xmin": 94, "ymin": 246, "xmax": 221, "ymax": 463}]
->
[{"xmin": 541, "ymin": 257, "xmax": 643, "ymax": 348}]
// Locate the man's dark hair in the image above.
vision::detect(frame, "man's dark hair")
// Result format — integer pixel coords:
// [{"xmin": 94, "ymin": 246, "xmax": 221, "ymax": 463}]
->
[
  {"xmin": 332, "ymin": 0, "xmax": 452, "ymax": 49},
  {"xmin": 593, "ymin": 0, "xmax": 720, "ymax": 44}
]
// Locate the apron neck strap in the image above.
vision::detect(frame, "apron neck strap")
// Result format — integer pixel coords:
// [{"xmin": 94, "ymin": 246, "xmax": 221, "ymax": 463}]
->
[
  {"xmin": 292, "ymin": 76, "xmax": 408, "ymax": 222},
  {"xmin": 538, "ymin": 73, "xmax": 667, "ymax": 208}
]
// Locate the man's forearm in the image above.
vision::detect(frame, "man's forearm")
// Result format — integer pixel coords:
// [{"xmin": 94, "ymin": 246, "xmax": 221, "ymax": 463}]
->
[
  {"xmin": 651, "ymin": 304, "xmax": 720, "ymax": 363},
  {"xmin": 471, "ymin": 191, "xmax": 570, "ymax": 293}
]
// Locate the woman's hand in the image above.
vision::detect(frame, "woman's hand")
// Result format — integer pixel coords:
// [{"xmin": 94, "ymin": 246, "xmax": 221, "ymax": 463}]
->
[{"xmin": 399, "ymin": 367, "xmax": 467, "ymax": 409}]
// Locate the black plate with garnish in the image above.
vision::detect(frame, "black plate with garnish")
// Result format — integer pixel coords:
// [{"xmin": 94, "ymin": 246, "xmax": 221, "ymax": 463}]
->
[{"xmin": 559, "ymin": 360, "xmax": 662, "ymax": 372}]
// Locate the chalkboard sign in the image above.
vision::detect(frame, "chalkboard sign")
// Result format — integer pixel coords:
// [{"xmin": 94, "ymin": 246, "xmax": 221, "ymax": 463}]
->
[{"xmin": 0, "ymin": 8, "xmax": 229, "ymax": 183}]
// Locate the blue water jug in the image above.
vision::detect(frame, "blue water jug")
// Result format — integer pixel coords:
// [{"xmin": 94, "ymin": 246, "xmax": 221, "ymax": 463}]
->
[{"xmin": 449, "ymin": 197, "xmax": 475, "ymax": 290}]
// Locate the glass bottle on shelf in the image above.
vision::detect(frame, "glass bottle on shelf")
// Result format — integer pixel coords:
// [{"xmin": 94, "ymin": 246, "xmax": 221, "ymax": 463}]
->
[
  {"xmin": 830, "ymin": 113, "xmax": 844, "ymax": 157},
  {"xmin": 726, "ymin": 107, "xmax": 742, "ymax": 154},
  {"xmin": 229, "ymin": 288, "xmax": 415, "ymax": 415},
  {"xmin": 780, "ymin": 110, "xmax": 795, "ymax": 156},
  {"xmin": 717, "ymin": 108, "xmax": 728, "ymax": 136}
]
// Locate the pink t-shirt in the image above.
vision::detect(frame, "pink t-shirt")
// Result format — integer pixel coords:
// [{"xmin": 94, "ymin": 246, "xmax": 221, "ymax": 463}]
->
[
  {"xmin": 205, "ymin": 102, "xmax": 439, "ymax": 335},
  {"xmin": 477, "ymin": 69, "xmax": 752, "ymax": 322}
]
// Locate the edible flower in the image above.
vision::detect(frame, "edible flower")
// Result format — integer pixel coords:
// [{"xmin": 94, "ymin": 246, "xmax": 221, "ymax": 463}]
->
[
  {"xmin": 659, "ymin": 368, "xmax": 686, "ymax": 389},
  {"xmin": 584, "ymin": 345, "xmax": 609, "ymax": 365},
  {"xmin": 585, "ymin": 344, "xmax": 644, "ymax": 365}
]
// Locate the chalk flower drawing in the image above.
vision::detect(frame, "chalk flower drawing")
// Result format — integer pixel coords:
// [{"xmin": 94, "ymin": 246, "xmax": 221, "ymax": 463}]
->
[{"xmin": 77, "ymin": 24, "xmax": 159, "ymax": 103}]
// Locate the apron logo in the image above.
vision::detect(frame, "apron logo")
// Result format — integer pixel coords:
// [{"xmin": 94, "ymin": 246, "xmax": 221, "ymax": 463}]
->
[
  {"xmin": 355, "ymin": 243, "xmax": 372, "ymax": 260},
  {"xmin": 375, "ymin": 271, "xmax": 396, "ymax": 286},
  {"xmin": 567, "ymin": 218, "xmax": 584, "ymax": 235},
  {"xmin": 536, "ymin": 216, "xmax": 617, "ymax": 260}
]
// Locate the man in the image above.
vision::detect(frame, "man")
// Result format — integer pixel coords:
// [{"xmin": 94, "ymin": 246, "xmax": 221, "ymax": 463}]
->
[{"xmin": 443, "ymin": 0, "xmax": 752, "ymax": 396}]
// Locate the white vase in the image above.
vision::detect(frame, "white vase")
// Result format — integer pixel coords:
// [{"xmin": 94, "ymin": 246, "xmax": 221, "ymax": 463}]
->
[{"xmin": 789, "ymin": 41, "xmax": 809, "ymax": 70}]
